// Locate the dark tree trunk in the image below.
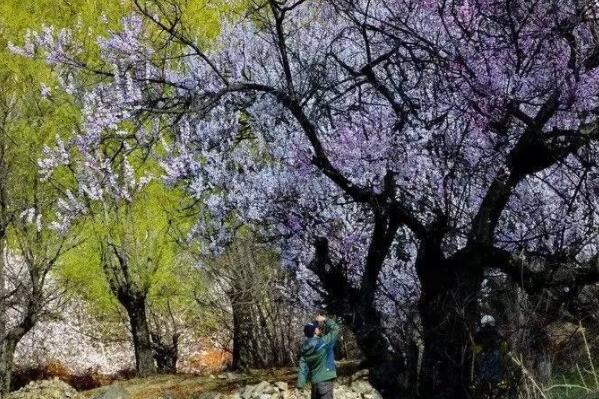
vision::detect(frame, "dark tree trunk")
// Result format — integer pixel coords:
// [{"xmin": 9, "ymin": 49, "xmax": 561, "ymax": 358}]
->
[
  {"xmin": 0, "ymin": 293, "xmax": 42, "ymax": 396},
  {"xmin": 229, "ymin": 288, "xmax": 252, "ymax": 370},
  {"xmin": 353, "ymin": 301, "xmax": 408, "ymax": 398},
  {"xmin": 102, "ymin": 241, "xmax": 156, "ymax": 376},
  {"xmin": 231, "ymin": 306, "xmax": 242, "ymax": 371},
  {"xmin": 416, "ymin": 248, "xmax": 484, "ymax": 399},
  {"xmin": 123, "ymin": 297, "xmax": 155, "ymax": 376},
  {"xmin": 152, "ymin": 333, "xmax": 179, "ymax": 374},
  {"xmin": 0, "ymin": 320, "xmax": 35, "ymax": 396},
  {"xmin": 406, "ymin": 340, "xmax": 420, "ymax": 397}
]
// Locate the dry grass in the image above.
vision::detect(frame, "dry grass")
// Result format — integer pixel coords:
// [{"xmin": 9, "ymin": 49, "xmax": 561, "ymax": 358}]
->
[{"xmin": 513, "ymin": 323, "xmax": 599, "ymax": 399}]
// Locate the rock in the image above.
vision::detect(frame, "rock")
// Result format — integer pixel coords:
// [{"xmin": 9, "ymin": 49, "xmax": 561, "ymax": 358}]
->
[
  {"xmin": 334, "ymin": 386, "xmax": 356, "ymax": 399},
  {"xmin": 225, "ymin": 372, "xmax": 238, "ymax": 380},
  {"xmin": 293, "ymin": 389, "xmax": 310, "ymax": 399},
  {"xmin": 252, "ymin": 381, "xmax": 275, "ymax": 396},
  {"xmin": 7, "ymin": 379, "xmax": 84, "ymax": 399},
  {"xmin": 241, "ymin": 384, "xmax": 256, "ymax": 399},
  {"xmin": 350, "ymin": 380, "xmax": 374, "ymax": 395},
  {"xmin": 225, "ymin": 378, "xmax": 381, "ymax": 399},
  {"xmin": 274, "ymin": 382, "xmax": 288, "ymax": 392},
  {"xmin": 350, "ymin": 369, "xmax": 369, "ymax": 382},
  {"xmin": 92, "ymin": 386, "xmax": 130, "ymax": 399}
]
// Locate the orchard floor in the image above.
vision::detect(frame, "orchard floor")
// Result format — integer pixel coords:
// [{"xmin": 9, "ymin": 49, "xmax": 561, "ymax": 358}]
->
[{"xmin": 82, "ymin": 361, "xmax": 362, "ymax": 399}]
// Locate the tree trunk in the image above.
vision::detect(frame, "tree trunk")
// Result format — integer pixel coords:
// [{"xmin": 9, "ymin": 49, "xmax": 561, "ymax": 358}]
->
[
  {"xmin": 152, "ymin": 333, "xmax": 179, "ymax": 374},
  {"xmin": 230, "ymin": 290, "xmax": 252, "ymax": 370},
  {"xmin": 419, "ymin": 296, "xmax": 472, "ymax": 399},
  {"xmin": 0, "ymin": 299, "xmax": 41, "ymax": 396},
  {"xmin": 417, "ymin": 250, "xmax": 484, "ymax": 399},
  {"xmin": 0, "ymin": 337, "xmax": 16, "ymax": 396},
  {"xmin": 123, "ymin": 298, "xmax": 155, "ymax": 376},
  {"xmin": 352, "ymin": 301, "xmax": 409, "ymax": 398},
  {"xmin": 406, "ymin": 339, "xmax": 421, "ymax": 397}
]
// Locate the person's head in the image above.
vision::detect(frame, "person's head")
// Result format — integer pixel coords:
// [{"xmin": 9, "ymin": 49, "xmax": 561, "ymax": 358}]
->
[{"xmin": 303, "ymin": 321, "xmax": 321, "ymax": 338}]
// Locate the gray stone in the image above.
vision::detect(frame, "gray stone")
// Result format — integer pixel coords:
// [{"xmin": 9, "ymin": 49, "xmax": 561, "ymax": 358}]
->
[
  {"xmin": 252, "ymin": 381, "xmax": 275, "ymax": 396},
  {"xmin": 334, "ymin": 386, "xmax": 357, "ymax": 399},
  {"xmin": 241, "ymin": 384, "xmax": 256, "ymax": 399},
  {"xmin": 350, "ymin": 369, "xmax": 369, "ymax": 382},
  {"xmin": 274, "ymin": 382, "xmax": 288, "ymax": 392},
  {"xmin": 350, "ymin": 380, "xmax": 374, "ymax": 395},
  {"xmin": 92, "ymin": 386, "xmax": 131, "ymax": 399},
  {"xmin": 226, "ymin": 372, "xmax": 237, "ymax": 380}
]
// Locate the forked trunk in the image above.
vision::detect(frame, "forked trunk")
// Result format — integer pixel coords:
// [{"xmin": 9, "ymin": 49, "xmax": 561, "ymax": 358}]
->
[{"xmin": 152, "ymin": 333, "xmax": 179, "ymax": 374}]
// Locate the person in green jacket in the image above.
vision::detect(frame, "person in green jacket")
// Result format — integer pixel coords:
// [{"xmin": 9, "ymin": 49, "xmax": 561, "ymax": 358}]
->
[{"xmin": 297, "ymin": 313, "xmax": 340, "ymax": 399}]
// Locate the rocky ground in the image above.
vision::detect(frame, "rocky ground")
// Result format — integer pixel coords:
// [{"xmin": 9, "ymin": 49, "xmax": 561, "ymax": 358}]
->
[
  {"xmin": 6, "ymin": 379, "xmax": 84, "ymax": 399},
  {"xmin": 212, "ymin": 370, "xmax": 380, "ymax": 399},
  {"xmin": 6, "ymin": 367, "xmax": 380, "ymax": 399}
]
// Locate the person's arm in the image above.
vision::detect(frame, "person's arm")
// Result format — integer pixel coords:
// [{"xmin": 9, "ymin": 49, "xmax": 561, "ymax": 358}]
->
[
  {"xmin": 297, "ymin": 353, "xmax": 309, "ymax": 389},
  {"xmin": 321, "ymin": 318, "xmax": 339, "ymax": 346}
]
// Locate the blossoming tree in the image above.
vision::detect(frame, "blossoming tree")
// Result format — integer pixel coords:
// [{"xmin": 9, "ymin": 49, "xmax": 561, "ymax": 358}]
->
[{"xmin": 15, "ymin": 0, "xmax": 599, "ymax": 397}]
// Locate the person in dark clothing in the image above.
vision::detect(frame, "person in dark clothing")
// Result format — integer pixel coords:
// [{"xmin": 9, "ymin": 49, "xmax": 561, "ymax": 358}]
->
[
  {"xmin": 297, "ymin": 313, "xmax": 340, "ymax": 399},
  {"xmin": 473, "ymin": 315, "xmax": 509, "ymax": 399}
]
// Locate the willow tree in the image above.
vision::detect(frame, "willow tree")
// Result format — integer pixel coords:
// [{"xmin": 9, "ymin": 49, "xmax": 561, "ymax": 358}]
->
[
  {"xmin": 6, "ymin": 0, "xmax": 248, "ymax": 379},
  {"xmin": 0, "ymin": 0, "xmax": 132, "ymax": 393}
]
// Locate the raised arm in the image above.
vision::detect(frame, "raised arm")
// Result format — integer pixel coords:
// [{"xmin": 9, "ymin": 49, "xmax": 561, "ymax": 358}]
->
[{"xmin": 321, "ymin": 318, "xmax": 339, "ymax": 346}]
